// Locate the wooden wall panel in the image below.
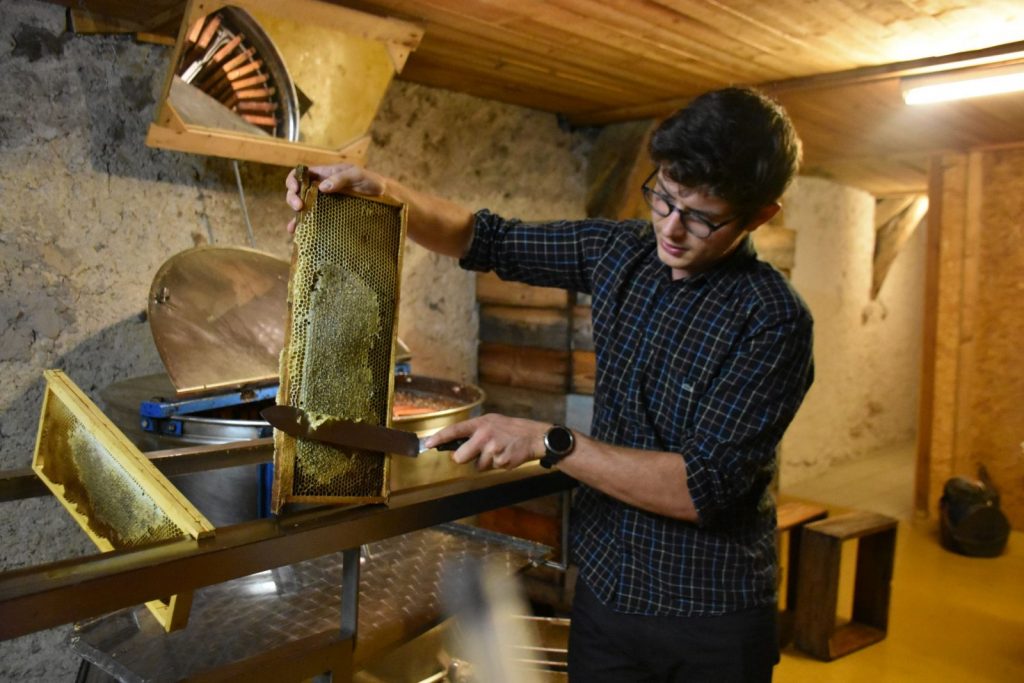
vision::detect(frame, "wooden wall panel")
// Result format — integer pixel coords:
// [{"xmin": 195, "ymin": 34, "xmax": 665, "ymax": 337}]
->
[
  {"xmin": 479, "ymin": 305, "xmax": 569, "ymax": 350},
  {"xmin": 476, "ymin": 272, "xmax": 569, "ymax": 307},
  {"xmin": 959, "ymin": 147, "xmax": 1024, "ymax": 525},
  {"xmin": 922, "ymin": 153, "xmax": 969, "ymax": 517},
  {"xmin": 479, "ymin": 343, "xmax": 569, "ymax": 393},
  {"xmin": 920, "ymin": 146, "xmax": 1024, "ymax": 529}
]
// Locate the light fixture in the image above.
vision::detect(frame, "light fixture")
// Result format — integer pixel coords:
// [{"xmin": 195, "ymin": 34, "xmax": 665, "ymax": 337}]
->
[{"xmin": 901, "ymin": 61, "xmax": 1024, "ymax": 105}]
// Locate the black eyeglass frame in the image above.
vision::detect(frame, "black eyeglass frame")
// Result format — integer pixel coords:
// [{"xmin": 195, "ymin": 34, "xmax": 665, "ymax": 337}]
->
[{"xmin": 640, "ymin": 169, "xmax": 742, "ymax": 238}]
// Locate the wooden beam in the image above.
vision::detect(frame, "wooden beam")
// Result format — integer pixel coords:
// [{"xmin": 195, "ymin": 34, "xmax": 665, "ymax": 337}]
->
[
  {"xmin": 568, "ymin": 40, "xmax": 1024, "ymax": 126},
  {"xmin": 585, "ymin": 119, "xmax": 656, "ymax": 220}
]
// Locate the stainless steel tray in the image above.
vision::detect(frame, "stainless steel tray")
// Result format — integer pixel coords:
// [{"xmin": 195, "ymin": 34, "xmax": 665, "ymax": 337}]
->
[{"xmin": 72, "ymin": 524, "xmax": 550, "ymax": 681}]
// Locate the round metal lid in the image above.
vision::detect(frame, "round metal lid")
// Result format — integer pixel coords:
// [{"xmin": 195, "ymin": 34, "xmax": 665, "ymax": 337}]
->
[{"xmin": 148, "ymin": 246, "xmax": 289, "ymax": 397}]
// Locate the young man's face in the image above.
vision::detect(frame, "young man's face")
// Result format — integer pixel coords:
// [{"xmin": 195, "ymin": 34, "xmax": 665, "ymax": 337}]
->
[{"xmin": 650, "ymin": 170, "xmax": 775, "ymax": 280}]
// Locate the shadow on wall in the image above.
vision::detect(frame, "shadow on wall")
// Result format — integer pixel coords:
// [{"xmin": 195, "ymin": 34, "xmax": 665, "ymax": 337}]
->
[{"xmin": 1, "ymin": 313, "xmax": 162, "ymax": 470}]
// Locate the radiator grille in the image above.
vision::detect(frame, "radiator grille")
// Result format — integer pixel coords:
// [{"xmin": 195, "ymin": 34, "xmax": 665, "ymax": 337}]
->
[{"xmin": 273, "ymin": 170, "xmax": 406, "ymax": 510}]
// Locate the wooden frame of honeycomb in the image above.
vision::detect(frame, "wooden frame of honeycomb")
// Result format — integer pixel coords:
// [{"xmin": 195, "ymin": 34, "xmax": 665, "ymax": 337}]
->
[
  {"xmin": 272, "ymin": 167, "xmax": 408, "ymax": 511},
  {"xmin": 31, "ymin": 369, "xmax": 215, "ymax": 632}
]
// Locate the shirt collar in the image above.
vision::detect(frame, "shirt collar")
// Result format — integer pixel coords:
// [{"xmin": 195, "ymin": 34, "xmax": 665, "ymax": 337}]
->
[{"xmin": 665, "ymin": 235, "xmax": 758, "ymax": 288}]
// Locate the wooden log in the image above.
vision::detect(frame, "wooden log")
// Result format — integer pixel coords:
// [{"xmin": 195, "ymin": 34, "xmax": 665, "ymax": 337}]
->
[
  {"xmin": 572, "ymin": 304, "xmax": 594, "ymax": 351},
  {"xmin": 480, "ymin": 305, "xmax": 569, "ymax": 350},
  {"xmin": 571, "ymin": 350, "xmax": 596, "ymax": 395},
  {"xmin": 479, "ymin": 343, "xmax": 569, "ymax": 393},
  {"xmin": 479, "ymin": 382, "xmax": 566, "ymax": 424},
  {"xmin": 477, "ymin": 272, "xmax": 569, "ymax": 308},
  {"xmin": 477, "ymin": 502, "xmax": 561, "ymax": 550},
  {"xmin": 586, "ymin": 118, "xmax": 657, "ymax": 220}
]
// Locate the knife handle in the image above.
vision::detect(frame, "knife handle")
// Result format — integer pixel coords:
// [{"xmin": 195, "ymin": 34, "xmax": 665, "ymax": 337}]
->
[{"xmin": 431, "ymin": 437, "xmax": 468, "ymax": 452}]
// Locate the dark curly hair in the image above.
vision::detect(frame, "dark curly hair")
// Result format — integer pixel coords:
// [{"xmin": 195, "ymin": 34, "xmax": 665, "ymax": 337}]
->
[{"xmin": 648, "ymin": 87, "xmax": 802, "ymax": 215}]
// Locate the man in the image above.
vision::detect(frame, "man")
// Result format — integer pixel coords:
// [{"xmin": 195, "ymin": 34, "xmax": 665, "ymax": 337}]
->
[{"xmin": 285, "ymin": 86, "xmax": 813, "ymax": 682}]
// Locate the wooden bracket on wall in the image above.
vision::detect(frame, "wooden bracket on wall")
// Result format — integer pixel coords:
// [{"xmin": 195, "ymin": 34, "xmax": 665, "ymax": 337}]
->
[{"xmin": 585, "ymin": 118, "xmax": 658, "ymax": 220}]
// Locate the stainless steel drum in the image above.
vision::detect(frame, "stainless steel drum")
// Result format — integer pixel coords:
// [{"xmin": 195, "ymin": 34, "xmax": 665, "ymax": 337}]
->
[{"xmin": 101, "ymin": 373, "xmax": 485, "ymax": 523}]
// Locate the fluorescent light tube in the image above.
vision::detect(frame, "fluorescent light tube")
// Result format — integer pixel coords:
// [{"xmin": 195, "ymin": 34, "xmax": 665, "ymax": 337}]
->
[{"xmin": 902, "ymin": 62, "xmax": 1024, "ymax": 105}]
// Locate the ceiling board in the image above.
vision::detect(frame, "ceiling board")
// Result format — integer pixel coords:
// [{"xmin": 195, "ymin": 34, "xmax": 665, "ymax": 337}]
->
[{"xmin": 47, "ymin": 0, "xmax": 1024, "ymax": 195}]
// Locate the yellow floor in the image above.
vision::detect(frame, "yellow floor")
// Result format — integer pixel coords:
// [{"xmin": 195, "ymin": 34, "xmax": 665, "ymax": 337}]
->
[
  {"xmin": 777, "ymin": 444, "xmax": 1024, "ymax": 681},
  {"xmin": 777, "ymin": 516, "xmax": 1024, "ymax": 681}
]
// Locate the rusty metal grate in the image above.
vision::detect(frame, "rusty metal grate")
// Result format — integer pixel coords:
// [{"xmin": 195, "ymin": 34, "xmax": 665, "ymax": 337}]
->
[
  {"xmin": 32, "ymin": 369, "xmax": 214, "ymax": 631},
  {"xmin": 272, "ymin": 168, "xmax": 407, "ymax": 511}
]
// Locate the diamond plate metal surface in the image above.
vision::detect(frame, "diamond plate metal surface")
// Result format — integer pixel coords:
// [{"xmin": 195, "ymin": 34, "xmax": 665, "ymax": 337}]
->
[{"xmin": 71, "ymin": 524, "xmax": 549, "ymax": 681}]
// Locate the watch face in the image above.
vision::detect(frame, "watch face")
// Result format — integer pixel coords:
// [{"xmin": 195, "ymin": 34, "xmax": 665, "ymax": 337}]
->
[{"xmin": 546, "ymin": 426, "xmax": 574, "ymax": 455}]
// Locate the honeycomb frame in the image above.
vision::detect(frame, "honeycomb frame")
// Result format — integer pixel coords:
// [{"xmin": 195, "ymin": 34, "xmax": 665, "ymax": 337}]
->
[
  {"xmin": 272, "ymin": 167, "xmax": 407, "ymax": 511},
  {"xmin": 31, "ymin": 369, "xmax": 215, "ymax": 632}
]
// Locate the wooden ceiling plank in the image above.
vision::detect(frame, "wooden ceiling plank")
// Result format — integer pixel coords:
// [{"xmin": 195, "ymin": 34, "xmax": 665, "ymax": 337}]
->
[
  {"xmin": 856, "ymin": 0, "xmax": 923, "ymax": 26},
  {"xmin": 414, "ymin": 18, "xmax": 695, "ymax": 95},
  {"xmin": 408, "ymin": 40, "xmax": 648, "ymax": 104},
  {"xmin": 411, "ymin": 37, "xmax": 650, "ymax": 100},
  {"xmin": 555, "ymin": 0, "xmax": 782, "ymax": 63},
  {"xmin": 561, "ymin": 0, "xmax": 879, "ymax": 81},
  {"xmin": 346, "ymin": 0, "xmax": 733, "ymax": 98},
  {"xmin": 717, "ymin": 0, "xmax": 897, "ymax": 63},
  {"xmin": 648, "ymin": 0, "xmax": 863, "ymax": 73},
  {"xmin": 786, "ymin": 81, "xmax": 1024, "ymax": 162},
  {"xmin": 399, "ymin": 59, "xmax": 603, "ymax": 115},
  {"xmin": 495, "ymin": 0, "xmax": 781, "ymax": 84},
  {"xmin": 513, "ymin": 18, "xmax": 741, "ymax": 89},
  {"xmin": 402, "ymin": 42, "xmax": 644, "ymax": 104}
]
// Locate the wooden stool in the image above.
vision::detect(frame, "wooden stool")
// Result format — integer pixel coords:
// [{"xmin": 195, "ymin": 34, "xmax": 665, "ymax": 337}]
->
[
  {"xmin": 794, "ymin": 511, "xmax": 898, "ymax": 660},
  {"xmin": 775, "ymin": 501, "xmax": 829, "ymax": 646}
]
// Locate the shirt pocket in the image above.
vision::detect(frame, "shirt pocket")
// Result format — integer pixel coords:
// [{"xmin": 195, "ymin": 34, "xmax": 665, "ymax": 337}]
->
[{"xmin": 652, "ymin": 374, "xmax": 706, "ymax": 447}]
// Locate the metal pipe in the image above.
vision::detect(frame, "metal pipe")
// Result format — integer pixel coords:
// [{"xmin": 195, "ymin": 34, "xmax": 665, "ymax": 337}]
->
[{"xmin": 233, "ymin": 159, "xmax": 257, "ymax": 248}]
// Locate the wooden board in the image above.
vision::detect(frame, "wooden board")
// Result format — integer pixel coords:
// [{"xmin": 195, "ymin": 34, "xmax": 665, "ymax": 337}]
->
[
  {"xmin": 479, "ymin": 382, "xmax": 567, "ymax": 424},
  {"xmin": 479, "ymin": 343, "xmax": 569, "ymax": 393},
  {"xmin": 476, "ymin": 272, "xmax": 570, "ymax": 308},
  {"xmin": 480, "ymin": 305, "xmax": 569, "ymax": 350},
  {"xmin": 571, "ymin": 350, "xmax": 596, "ymax": 395},
  {"xmin": 919, "ymin": 145, "xmax": 1024, "ymax": 529}
]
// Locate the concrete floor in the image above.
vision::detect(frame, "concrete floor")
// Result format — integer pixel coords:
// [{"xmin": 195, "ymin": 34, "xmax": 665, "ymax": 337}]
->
[
  {"xmin": 776, "ymin": 441, "xmax": 1023, "ymax": 681},
  {"xmin": 781, "ymin": 439, "xmax": 917, "ymax": 520}
]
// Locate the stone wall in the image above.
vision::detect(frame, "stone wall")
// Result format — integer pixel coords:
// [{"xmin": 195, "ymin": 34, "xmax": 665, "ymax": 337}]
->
[{"xmin": 0, "ymin": 1, "xmax": 589, "ymax": 679}]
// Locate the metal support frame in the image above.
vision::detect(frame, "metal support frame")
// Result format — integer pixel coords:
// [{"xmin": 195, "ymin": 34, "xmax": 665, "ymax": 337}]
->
[
  {"xmin": 0, "ymin": 438, "xmax": 574, "ymax": 642},
  {"xmin": 543, "ymin": 489, "xmax": 573, "ymax": 572}
]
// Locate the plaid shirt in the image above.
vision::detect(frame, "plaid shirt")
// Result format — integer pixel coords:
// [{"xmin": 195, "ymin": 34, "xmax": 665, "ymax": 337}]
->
[{"xmin": 461, "ymin": 210, "xmax": 814, "ymax": 616}]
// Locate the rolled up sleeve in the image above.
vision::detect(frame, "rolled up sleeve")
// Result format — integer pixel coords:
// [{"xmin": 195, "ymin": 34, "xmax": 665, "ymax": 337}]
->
[{"xmin": 682, "ymin": 313, "xmax": 814, "ymax": 524}]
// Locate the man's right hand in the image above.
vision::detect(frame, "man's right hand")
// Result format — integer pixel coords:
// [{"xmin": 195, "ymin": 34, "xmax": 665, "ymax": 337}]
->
[{"xmin": 284, "ymin": 163, "xmax": 387, "ymax": 234}]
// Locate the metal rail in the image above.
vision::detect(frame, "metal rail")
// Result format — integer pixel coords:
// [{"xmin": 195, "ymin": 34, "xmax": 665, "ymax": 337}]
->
[
  {"xmin": 0, "ymin": 454, "xmax": 573, "ymax": 641},
  {"xmin": 0, "ymin": 438, "xmax": 274, "ymax": 502}
]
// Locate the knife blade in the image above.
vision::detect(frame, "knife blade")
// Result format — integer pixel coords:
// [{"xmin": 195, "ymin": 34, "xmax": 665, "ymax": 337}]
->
[{"xmin": 260, "ymin": 404, "xmax": 467, "ymax": 457}]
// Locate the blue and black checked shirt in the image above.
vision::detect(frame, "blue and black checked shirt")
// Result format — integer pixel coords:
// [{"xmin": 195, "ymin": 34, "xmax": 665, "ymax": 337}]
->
[{"xmin": 461, "ymin": 210, "xmax": 814, "ymax": 617}]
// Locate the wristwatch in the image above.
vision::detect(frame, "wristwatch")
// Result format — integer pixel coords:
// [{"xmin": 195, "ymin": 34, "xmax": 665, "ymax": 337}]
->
[{"xmin": 540, "ymin": 424, "xmax": 575, "ymax": 469}]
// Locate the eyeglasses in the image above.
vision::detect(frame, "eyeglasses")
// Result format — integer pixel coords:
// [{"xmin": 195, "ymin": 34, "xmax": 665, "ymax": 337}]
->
[{"xmin": 640, "ymin": 169, "xmax": 740, "ymax": 239}]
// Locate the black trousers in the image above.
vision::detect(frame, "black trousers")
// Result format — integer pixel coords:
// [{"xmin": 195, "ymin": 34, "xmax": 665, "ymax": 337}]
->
[{"xmin": 567, "ymin": 580, "xmax": 779, "ymax": 682}]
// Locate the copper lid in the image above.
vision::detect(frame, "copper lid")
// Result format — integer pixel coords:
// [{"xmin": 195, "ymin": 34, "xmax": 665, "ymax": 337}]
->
[{"xmin": 148, "ymin": 246, "xmax": 289, "ymax": 397}]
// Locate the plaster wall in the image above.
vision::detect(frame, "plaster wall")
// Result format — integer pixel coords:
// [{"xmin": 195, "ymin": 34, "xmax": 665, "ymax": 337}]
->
[
  {"xmin": 781, "ymin": 176, "xmax": 925, "ymax": 484},
  {"xmin": 0, "ymin": 2, "xmax": 589, "ymax": 679}
]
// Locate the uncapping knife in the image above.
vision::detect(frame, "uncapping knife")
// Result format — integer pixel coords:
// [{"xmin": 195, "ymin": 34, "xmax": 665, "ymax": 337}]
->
[{"xmin": 260, "ymin": 404, "xmax": 467, "ymax": 457}]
